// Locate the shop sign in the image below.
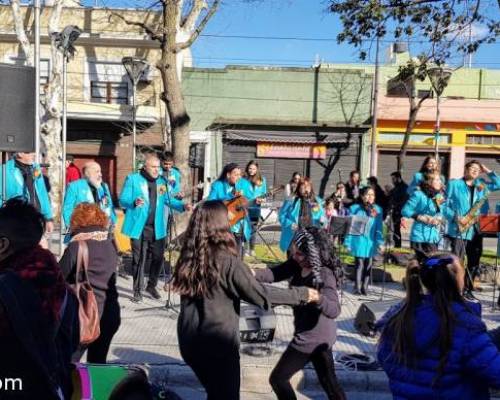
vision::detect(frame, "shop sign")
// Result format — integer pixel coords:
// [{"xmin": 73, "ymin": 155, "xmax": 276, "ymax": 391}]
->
[{"xmin": 257, "ymin": 142, "xmax": 326, "ymax": 159}]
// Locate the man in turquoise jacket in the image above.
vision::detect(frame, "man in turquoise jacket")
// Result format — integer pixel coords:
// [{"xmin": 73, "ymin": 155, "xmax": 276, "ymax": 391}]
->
[
  {"xmin": 162, "ymin": 151, "xmax": 182, "ymax": 199},
  {"xmin": 0, "ymin": 152, "xmax": 53, "ymax": 235},
  {"xmin": 207, "ymin": 163, "xmax": 254, "ymax": 257},
  {"xmin": 120, "ymin": 154, "xmax": 190, "ymax": 303},
  {"xmin": 445, "ymin": 160, "xmax": 500, "ymax": 297},
  {"xmin": 63, "ymin": 161, "xmax": 116, "ymax": 227}
]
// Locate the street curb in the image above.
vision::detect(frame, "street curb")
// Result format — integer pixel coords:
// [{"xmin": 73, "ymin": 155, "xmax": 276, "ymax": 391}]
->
[{"xmin": 143, "ymin": 362, "xmax": 389, "ymax": 394}]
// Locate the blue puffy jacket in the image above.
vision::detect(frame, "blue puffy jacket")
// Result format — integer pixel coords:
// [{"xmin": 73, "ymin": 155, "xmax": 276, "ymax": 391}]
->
[{"xmin": 377, "ymin": 296, "xmax": 500, "ymax": 400}]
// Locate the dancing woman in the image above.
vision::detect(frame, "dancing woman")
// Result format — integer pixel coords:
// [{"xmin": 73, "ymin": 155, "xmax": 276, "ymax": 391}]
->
[
  {"xmin": 344, "ymin": 187, "xmax": 384, "ymax": 295},
  {"xmin": 402, "ymin": 173, "xmax": 446, "ymax": 262},
  {"xmin": 279, "ymin": 178, "xmax": 324, "ymax": 252},
  {"xmin": 173, "ymin": 201, "xmax": 317, "ymax": 400},
  {"xmin": 243, "ymin": 160, "xmax": 267, "ymax": 256},
  {"xmin": 377, "ymin": 254, "xmax": 500, "ymax": 399},
  {"xmin": 254, "ymin": 227, "xmax": 346, "ymax": 400}
]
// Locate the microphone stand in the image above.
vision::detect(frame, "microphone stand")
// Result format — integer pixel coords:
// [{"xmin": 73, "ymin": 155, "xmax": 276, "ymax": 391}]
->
[
  {"xmin": 163, "ymin": 179, "xmax": 179, "ymax": 314},
  {"xmin": 379, "ymin": 205, "xmax": 400, "ymax": 301}
]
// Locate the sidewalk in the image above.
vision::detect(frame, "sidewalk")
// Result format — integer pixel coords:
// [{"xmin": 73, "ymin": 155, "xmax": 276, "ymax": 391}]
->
[{"xmin": 105, "ymin": 271, "xmax": 500, "ymax": 395}]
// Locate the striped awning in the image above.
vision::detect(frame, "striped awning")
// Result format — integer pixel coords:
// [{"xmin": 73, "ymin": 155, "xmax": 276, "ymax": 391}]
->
[{"xmin": 223, "ymin": 129, "xmax": 354, "ymax": 144}]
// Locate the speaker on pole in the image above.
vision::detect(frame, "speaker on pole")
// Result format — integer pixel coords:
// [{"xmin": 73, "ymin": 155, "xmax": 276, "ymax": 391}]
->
[
  {"xmin": 354, "ymin": 299, "xmax": 400, "ymax": 336},
  {"xmin": 0, "ymin": 63, "xmax": 36, "ymax": 152}
]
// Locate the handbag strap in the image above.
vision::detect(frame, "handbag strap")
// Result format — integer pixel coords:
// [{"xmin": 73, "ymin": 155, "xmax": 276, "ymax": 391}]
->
[{"xmin": 76, "ymin": 241, "xmax": 90, "ymax": 289}]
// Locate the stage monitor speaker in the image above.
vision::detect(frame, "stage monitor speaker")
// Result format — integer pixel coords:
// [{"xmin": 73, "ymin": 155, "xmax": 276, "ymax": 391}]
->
[
  {"xmin": 239, "ymin": 303, "xmax": 276, "ymax": 343},
  {"xmin": 354, "ymin": 299, "xmax": 400, "ymax": 336},
  {"xmin": 0, "ymin": 63, "xmax": 36, "ymax": 152}
]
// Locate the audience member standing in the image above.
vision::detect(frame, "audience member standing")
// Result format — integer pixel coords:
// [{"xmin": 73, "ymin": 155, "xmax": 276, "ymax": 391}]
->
[
  {"xmin": 388, "ymin": 172, "xmax": 408, "ymax": 248},
  {"xmin": 368, "ymin": 176, "xmax": 389, "ymax": 218},
  {"xmin": 0, "ymin": 200, "xmax": 79, "ymax": 399},
  {"xmin": 59, "ymin": 203, "xmax": 120, "ymax": 364},
  {"xmin": 285, "ymin": 172, "xmax": 302, "ymax": 200},
  {"xmin": 344, "ymin": 170, "xmax": 360, "ymax": 206},
  {"xmin": 65, "ymin": 155, "xmax": 82, "ymax": 185},
  {"xmin": 377, "ymin": 255, "xmax": 500, "ymax": 400}
]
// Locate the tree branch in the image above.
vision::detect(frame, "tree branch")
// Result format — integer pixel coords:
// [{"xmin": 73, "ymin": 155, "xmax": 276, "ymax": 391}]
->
[
  {"xmin": 176, "ymin": 0, "xmax": 219, "ymax": 51},
  {"xmin": 109, "ymin": 11, "xmax": 162, "ymax": 42},
  {"xmin": 10, "ymin": 0, "xmax": 32, "ymax": 65},
  {"xmin": 181, "ymin": 0, "xmax": 208, "ymax": 33}
]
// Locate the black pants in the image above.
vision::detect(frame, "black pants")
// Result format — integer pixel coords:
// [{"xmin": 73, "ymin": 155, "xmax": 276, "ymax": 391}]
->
[
  {"xmin": 450, "ymin": 233, "xmax": 483, "ymax": 292},
  {"xmin": 392, "ymin": 214, "xmax": 402, "ymax": 248},
  {"xmin": 248, "ymin": 217, "xmax": 259, "ymax": 251},
  {"xmin": 355, "ymin": 257, "xmax": 372, "ymax": 292},
  {"xmin": 131, "ymin": 236, "xmax": 166, "ymax": 293},
  {"xmin": 72, "ymin": 297, "xmax": 121, "ymax": 364},
  {"xmin": 183, "ymin": 351, "xmax": 240, "ymax": 400},
  {"xmin": 489, "ymin": 327, "xmax": 500, "ymax": 351},
  {"xmin": 269, "ymin": 344, "xmax": 346, "ymax": 400},
  {"xmin": 411, "ymin": 242, "xmax": 438, "ymax": 263},
  {"xmin": 233, "ymin": 233, "xmax": 244, "ymax": 259}
]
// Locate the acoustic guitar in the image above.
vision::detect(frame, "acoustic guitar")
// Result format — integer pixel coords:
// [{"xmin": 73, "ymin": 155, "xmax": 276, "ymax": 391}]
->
[{"xmin": 225, "ymin": 185, "xmax": 284, "ymax": 227}]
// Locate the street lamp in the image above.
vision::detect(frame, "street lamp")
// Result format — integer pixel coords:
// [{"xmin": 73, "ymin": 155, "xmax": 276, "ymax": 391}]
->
[
  {"xmin": 427, "ymin": 66, "xmax": 453, "ymax": 158},
  {"xmin": 122, "ymin": 57, "xmax": 149, "ymax": 171},
  {"xmin": 53, "ymin": 24, "xmax": 81, "ymax": 254}
]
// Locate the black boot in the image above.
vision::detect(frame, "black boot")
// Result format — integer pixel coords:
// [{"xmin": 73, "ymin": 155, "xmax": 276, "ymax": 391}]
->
[
  {"xmin": 146, "ymin": 285, "xmax": 162, "ymax": 300},
  {"xmin": 354, "ymin": 263, "xmax": 363, "ymax": 295},
  {"xmin": 131, "ymin": 291, "xmax": 143, "ymax": 303}
]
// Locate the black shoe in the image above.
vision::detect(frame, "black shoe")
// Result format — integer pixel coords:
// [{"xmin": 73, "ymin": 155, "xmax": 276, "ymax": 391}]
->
[
  {"xmin": 463, "ymin": 291, "xmax": 477, "ymax": 301},
  {"xmin": 131, "ymin": 291, "xmax": 143, "ymax": 303},
  {"xmin": 360, "ymin": 288, "xmax": 367, "ymax": 296},
  {"xmin": 146, "ymin": 285, "xmax": 162, "ymax": 300}
]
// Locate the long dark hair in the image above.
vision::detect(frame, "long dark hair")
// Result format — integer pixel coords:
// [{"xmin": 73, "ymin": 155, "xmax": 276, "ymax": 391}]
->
[
  {"xmin": 245, "ymin": 160, "xmax": 263, "ymax": 186},
  {"xmin": 419, "ymin": 155, "xmax": 440, "ymax": 174},
  {"xmin": 419, "ymin": 173, "xmax": 442, "ymax": 200},
  {"xmin": 292, "ymin": 226, "xmax": 342, "ymax": 289},
  {"xmin": 217, "ymin": 163, "xmax": 239, "ymax": 182},
  {"xmin": 294, "ymin": 177, "xmax": 316, "ymax": 199},
  {"xmin": 172, "ymin": 201, "xmax": 238, "ymax": 298},
  {"xmin": 380, "ymin": 254, "xmax": 465, "ymax": 384}
]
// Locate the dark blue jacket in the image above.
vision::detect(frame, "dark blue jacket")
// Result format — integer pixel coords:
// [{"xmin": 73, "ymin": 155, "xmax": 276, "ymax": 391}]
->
[{"xmin": 377, "ymin": 296, "xmax": 500, "ymax": 400}]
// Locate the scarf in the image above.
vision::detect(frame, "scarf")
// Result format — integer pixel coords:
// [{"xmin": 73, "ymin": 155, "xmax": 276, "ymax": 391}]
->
[{"xmin": 0, "ymin": 246, "xmax": 67, "ymax": 323}]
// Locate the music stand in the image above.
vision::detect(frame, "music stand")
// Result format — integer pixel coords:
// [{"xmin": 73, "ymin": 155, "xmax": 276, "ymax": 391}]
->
[
  {"xmin": 479, "ymin": 214, "xmax": 500, "ymax": 310},
  {"xmin": 328, "ymin": 216, "xmax": 351, "ymax": 302},
  {"xmin": 247, "ymin": 201, "xmax": 282, "ymax": 262}
]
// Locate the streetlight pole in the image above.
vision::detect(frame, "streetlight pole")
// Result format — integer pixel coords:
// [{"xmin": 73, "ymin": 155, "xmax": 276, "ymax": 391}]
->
[
  {"xmin": 122, "ymin": 57, "xmax": 148, "ymax": 171},
  {"xmin": 369, "ymin": 36, "xmax": 380, "ymax": 176},
  {"xmin": 34, "ymin": 0, "xmax": 41, "ymax": 163},
  {"xmin": 427, "ymin": 66, "xmax": 453, "ymax": 159}
]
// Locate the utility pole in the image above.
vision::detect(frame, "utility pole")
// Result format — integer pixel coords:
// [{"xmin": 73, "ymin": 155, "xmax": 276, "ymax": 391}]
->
[
  {"xmin": 34, "ymin": 0, "xmax": 41, "ymax": 162},
  {"xmin": 369, "ymin": 36, "xmax": 380, "ymax": 176}
]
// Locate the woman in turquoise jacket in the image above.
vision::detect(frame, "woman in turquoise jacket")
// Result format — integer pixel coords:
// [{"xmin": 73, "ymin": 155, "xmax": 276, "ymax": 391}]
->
[
  {"xmin": 407, "ymin": 155, "xmax": 445, "ymax": 194},
  {"xmin": 243, "ymin": 160, "xmax": 268, "ymax": 256},
  {"xmin": 278, "ymin": 178, "xmax": 324, "ymax": 253},
  {"xmin": 207, "ymin": 163, "xmax": 254, "ymax": 256},
  {"xmin": 402, "ymin": 173, "xmax": 446, "ymax": 262},
  {"xmin": 344, "ymin": 187, "xmax": 384, "ymax": 295}
]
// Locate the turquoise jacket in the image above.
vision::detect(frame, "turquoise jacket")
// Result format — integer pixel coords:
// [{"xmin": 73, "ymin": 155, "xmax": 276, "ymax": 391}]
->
[
  {"xmin": 0, "ymin": 159, "xmax": 52, "ymax": 220},
  {"xmin": 207, "ymin": 178, "xmax": 254, "ymax": 241},
  {"xmin": 63, "ymin": 179, "xmax": 117, "ymax": 227},
  {"xmin": 244, "ymin": 176, "xmax": 267, "ymax": 220},
  {"xmin": 407, "ymin": 172, "xmax": 446, "ymax": 195},
  {"xmin": 164, "ymin": 167, "xmax": 181, "ymax": 197},
  {"xmin": 344, "ymin": 204, "xmax": 384, "ymax": 258},
  {"xmin": 445, "ymin": 172, "xmax": 500, "ymax": 240},
  {"xmin": 402, "ymin": 189, "xmax": 444, "ymax": 244},
  {"xmin": 119, "ymin": 172, "xmax": 185, "ymax": 240},
  {"xmin": 278, "ymin": 196, "xmax": 325, "ymax": 252}
]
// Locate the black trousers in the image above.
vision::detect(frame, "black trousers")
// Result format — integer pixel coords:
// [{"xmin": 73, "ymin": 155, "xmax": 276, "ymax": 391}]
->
[
  {"xmin": 354, "ymin": 257, "xmax": 373, "ymax": 292},
  {"xmin": 392, "ymin": 214, "xmax": 402, "ymax": 248},
  {"xmin": 450, "ymin": 232, "xmax": 483, "ymax": 292},
  {"xmin": 182, "ymin": 351, "xmax": 240, "ymax": 400},
  {"xmin": 248, "ymin": 217, "xmax": 259, "ymax": 251},
  {"xmin": 131, "ymin": 236, "xmax": 166, "ymax": 292},
  {"xmin": 411, "ymin": 242, "xmax": 438, "ymax": 263},
  {"xmin": 233, "ymin": 233, "xmax": 244, "ymax": 259},
  {"xmin": 269, "ymin": 344, "xmax": 346, "ymax": 400},
  {"xmin": 72, "ymin": 297, "xmax": 121, "ymax": 364}
]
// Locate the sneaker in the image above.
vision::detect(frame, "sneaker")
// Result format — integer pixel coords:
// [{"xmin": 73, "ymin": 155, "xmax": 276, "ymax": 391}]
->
[
  {"xmin": 131, "ymin": 291, "xmax": 143, "ymax": 303},
  {"xmin": 146, "ymin": 285, "xmax": 162, "ymax": 300}
]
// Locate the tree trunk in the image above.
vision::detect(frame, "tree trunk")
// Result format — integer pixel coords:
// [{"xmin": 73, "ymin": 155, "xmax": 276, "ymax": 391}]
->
[
  {"xmin": 10, "ymin": 0, "xmax": 33, "ymax": 65},
  {"xmin": 397, "ymin": 101, "xmax": 419, "ymax": 173}
]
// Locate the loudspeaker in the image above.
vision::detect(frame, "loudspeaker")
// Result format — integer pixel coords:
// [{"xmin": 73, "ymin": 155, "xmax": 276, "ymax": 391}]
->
[
  {"xmin": 0, "ymin": 63, "xmax": 35, "ymax": 152},
  {"xmin": 239, "ymin": 303, "xmax": 276, "ymax": 343},
  {"xmin": 354, "ymin": 299, "xmax": 400, "ymax": 336}
]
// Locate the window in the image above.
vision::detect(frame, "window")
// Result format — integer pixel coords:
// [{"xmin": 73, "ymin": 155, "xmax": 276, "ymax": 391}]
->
[
  {"xmin": 90, "ymin": 81, "xmax": 128, "ymax": 104},
  {"xmin": 467, "ymin": 135, "xmax": 500, "ymax": 145}
]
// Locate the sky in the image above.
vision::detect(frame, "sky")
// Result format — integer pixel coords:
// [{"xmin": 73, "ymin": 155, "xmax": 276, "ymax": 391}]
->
[{"xmin": 82, "ymin": 0, "xmax": 500, "ymax": 70}]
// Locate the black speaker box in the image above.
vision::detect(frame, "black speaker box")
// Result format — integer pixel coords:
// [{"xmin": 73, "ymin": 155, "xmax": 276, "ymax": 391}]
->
[
  {"xmin": 239, "ymin": 303, "xmax": 276, "ymax": 343},
  {"xmin": 354, "ymin": 299, "xmax": 400, "ymax": 336},
  {"xmin": 0, "ymin": 63, "xmax": 35, "ymax": 152}
]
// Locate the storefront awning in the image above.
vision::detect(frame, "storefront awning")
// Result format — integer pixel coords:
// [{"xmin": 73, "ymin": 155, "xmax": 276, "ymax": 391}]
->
[{"xmin": 223, "ymin": 130, "xmax": 355, "ymax": 144}]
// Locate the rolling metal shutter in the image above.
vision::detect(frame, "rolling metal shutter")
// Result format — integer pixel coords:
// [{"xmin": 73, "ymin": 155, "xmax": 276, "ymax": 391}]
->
[
  {"xmin": 377, "ymin": 150, "xmax": 450, "ymax": 187},
  {"xmin": 465, "ymin": 153, "xmax": 500, "ymax": 210}
]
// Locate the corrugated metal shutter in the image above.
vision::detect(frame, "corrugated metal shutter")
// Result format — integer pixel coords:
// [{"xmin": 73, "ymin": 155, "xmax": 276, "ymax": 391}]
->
[
  {"xmin": 309, "ymin": 137, "xmax": 360, "ymax": 198},
  {"xmin": 273, "ymin": 159, "xmax": 305, "ymax": 200},
  {"xmin": 465, "ymin": 153, "xmax": 500, "ymax": 210},
  {"xmin": 377, "ymin": 150, "xmax": 450, "ymax": 187}
]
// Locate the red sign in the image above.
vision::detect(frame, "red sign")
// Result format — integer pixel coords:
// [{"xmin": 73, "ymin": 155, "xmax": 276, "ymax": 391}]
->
[{"xmin": 257, "ymin": 142, "xmax": 326, "ymax": 159}]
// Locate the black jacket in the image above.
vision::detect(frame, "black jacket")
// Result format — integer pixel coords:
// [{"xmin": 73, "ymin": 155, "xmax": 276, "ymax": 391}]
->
[{"xmin": 59, "ymin": 227, "xmax": 118, "ymax": 317}]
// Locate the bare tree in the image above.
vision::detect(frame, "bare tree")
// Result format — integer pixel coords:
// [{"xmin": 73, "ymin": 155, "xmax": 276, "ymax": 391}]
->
[
  {"xmin": 9, "ymin": 0, "xmax": 66, "ymax": 219},
  {"xmin": 110, "ymin": 0, "xmax": 221, "ymax": 205}
]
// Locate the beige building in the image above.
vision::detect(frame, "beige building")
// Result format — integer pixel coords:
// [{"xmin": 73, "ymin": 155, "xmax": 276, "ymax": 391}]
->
[{"xmin": 0, "ymin": 3, "xmax": 204, "ymax": 197}]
